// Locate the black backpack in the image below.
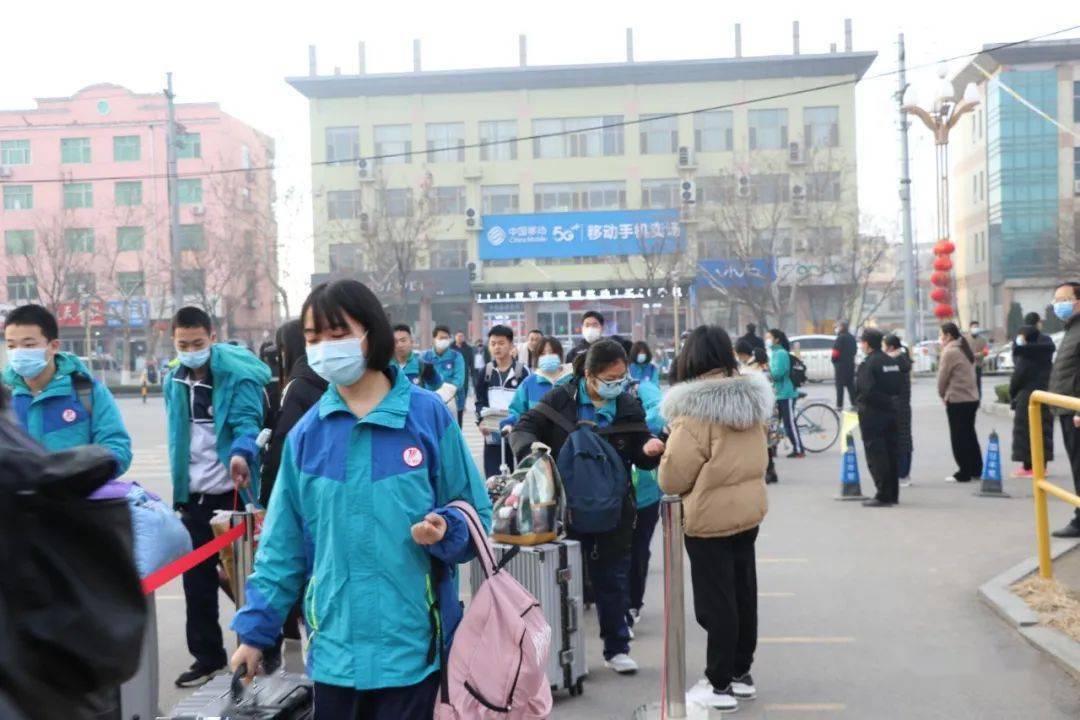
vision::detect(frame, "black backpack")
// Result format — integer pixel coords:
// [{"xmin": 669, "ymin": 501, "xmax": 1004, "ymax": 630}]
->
[{"xmin": 789, "ymin": 355, "xmax": 808, "ymax": 387}]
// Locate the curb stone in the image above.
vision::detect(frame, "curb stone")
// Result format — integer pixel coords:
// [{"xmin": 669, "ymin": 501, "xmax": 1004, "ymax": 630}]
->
[{"xmin": 978, "ymin": 539, "xmax": 1080, "ymax": 682}]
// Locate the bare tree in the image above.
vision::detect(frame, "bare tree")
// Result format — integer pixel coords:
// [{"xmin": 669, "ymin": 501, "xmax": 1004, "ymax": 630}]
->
[
  {"xmin": 840, "ymin": 234, "xmax": 903, "ymax": 329},
  {"xmin": 13, "ymin": 208, "xmax": 93, "ymax": 310},
  {"xmin": 613, "ymin": 213, "xmax": 688, "ymax": 341}
]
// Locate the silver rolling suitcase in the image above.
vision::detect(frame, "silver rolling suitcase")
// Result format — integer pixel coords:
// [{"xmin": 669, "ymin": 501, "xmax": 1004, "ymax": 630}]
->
[
  {"xmin": 166, "ymin": 670, "xmax": 313, "ymax": 719},
  {"xmin": 469, "ymin": 540, "xmax": 587, "ymax": 696}
]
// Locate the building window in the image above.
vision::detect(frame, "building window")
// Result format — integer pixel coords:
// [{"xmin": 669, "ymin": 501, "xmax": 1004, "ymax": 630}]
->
[
  {"xmin": 61, "ymin": 137, "xmax": 91, "ymax": 163},
  {"xmin": 325, "ymin": 127, "xmax": 359, "ymax": 165},
  {"xmin": 807, "ymin": 226, "xmax": 843, "ymax": 254},
  {"xmin": 180, "ymin": 269, "xmax": 205, "ymax": 295},
  {"xmin": 3, "ymin": 185, "xmax": 32, "ymax": 210},
  {"xmin": 694, "ymin": 111, "xmax": 733, "ymax": 152},
  {"xmin": 748, "ymin": 109, "xmax": 788, "ymax": 150},
  {"xmin": 534, "ymin": 181, "xmax": 626, "ymax": 211},
  {"xmin": 65, "ymin": 273, "xmax": 95, "ymax": 299},
  {"xmin": 382, "ymin": 188, "xmax": 413, "ymax": 217},
  {"xmin": 177, "ymin": 178, "xmax": 202, "ymax": 204},
  {"xmin": 533, "ymin": 116, "xmax": 624, "ymax": 159},
  {"xmin": 433, "ymin": 186, "xmax": 466, "ymax": 215},
  {"xmin": 0, "ymin": 139, "xmax": 30, "ymax": 165},
  {"xmin": 806, "ymin": 171, "xmax": 841, "ymax": 202},
  {"xmin": 1074, "ymin": 81, "xmax": 1080, "ymax": 123},
  {"xmin": 117, "ymin": 271, "xmax": 145, "ymax": 296},
  {"xmin": 7, "ymin": 275, "xmax": 37, "ymax": 302},
  {"xmin": 115, "ymin": 181, "xmax": 142, "ymax": 207},
  {"xmin": 1075, "ymin": 148, "xmax": 1080, "ymax": 191},
  {"xmin": 979, "ymin": 171, "xmax": 985, "ymax": 201},
  {"xmin": 4, "ymin": 230, "xmax": 33, "ymax": 256},
  {"xmin": 65, "ymin": 228, "xmax": 94, "ymax": 253},
  {"xmin": 804, "ymin": 106, "xmax": 839, "ymax": 149},
  {"xmin": 481, "ymin": 185, "xmax": 519, "ymax": 214},
  {"xmin": 179, "ymin": 224, "xmax": 205, "ymax": 250},
  {"xmin": 431, "ymin": 238, "xmax": 467, "ymax": 269},
  {"xmin": 479, "ymin": 120, "xmax": 518, "ymax": 161},
  {"xmin": 426, "ymin": 123, "xmax": 465, "ymax": 163},
  {"xmin": 641, "ymin": 179, "xmax": 680, "ymax": 208},
  {"xmin": 117, "ymin": 226, "xmax": 145, "ymax": 251},
  {"xmin": 639, "ymin": 114, "xmax": 679, "ymax": 154},
  {"xmin": 113, "ymin": 135, "xmax": 141, "ymax": 162},
  {"xmin": 177, "ymin": 132, "xmax": 201, "ymax": 159},
  {"xmin": 696, "ymin": 176, "xmax": 735, "ymax": 205},
  {"xmin": 754, "ymin": 228, "xmax": 793, "ymax": 256},
  {"xmin": 327, "ymin": 189, "xmax": 362, "ymax": 220},
  {"xmin": 63, "ymin": 182, "xmax": 93, "ymax": 209},
  {"xmin": 751, "ymin": 173, "xmax": 790, "ymax": 204},
  {"xmin": 374, "ymin": 125, "xmax": 412, "ymax": 165}
]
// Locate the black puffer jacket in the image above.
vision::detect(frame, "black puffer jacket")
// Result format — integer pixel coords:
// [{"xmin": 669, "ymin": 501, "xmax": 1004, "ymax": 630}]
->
[
  {"xmin": 1011, "ymin": 330, "xmax": 1055, "ymax": 463},
  {"xmin": 1048, "ymin": 313, "xmax": 1080, "ymax": 416},
  {"xmin": 259, "ymin": 356, "xmax": 328, "ymax": 506}
]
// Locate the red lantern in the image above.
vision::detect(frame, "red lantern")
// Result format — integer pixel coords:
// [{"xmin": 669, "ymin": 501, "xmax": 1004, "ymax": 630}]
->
[
  {"xmin": 930, "ymin": 271, "xmax": 951, "ymax": 287},
  {"xmin": 930, "ymin": 287, "xmax": 951, "ymax": 303},
  {"xmin": 934, "ymin": 240, "xmax": 956, "ymax": 256},
  {"xmin": 934, "ymin": 304, "xmax": 954, "ymax": 319},
  {"xmin": 933, "ymin": 257, "xmax": 953, "ymax": 272}
]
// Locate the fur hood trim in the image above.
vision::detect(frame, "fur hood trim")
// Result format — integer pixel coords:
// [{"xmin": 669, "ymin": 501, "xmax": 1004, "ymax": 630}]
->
[{"xmin": 661, "ymin": 372, "xmax": 775, "ymax": 430}]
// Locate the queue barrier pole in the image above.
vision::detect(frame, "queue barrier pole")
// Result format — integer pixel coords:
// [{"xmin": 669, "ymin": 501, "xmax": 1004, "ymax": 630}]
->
[
  {"xmin": 1029, "ymin": 391, "xmax": 1080, "ymax": 579},
  {"xmin": 231, "ymin": 510, "xmax": 256, "ymax": 608}
]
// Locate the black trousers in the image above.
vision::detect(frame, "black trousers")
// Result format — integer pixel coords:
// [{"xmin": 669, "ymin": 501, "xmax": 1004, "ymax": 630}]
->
[
  {"xmin": 313, "ymin": 672, "xmax": 439, "ymax": 720},
  {"xmin": 628, "ymin": 500, "xmax": 661, "ymax": 615},
  {"xmin": 858, "ymin": 410, "xmax": 900, "ymax": 504},
  {"xmin": 1058, "ymin": 415, "xmax": 1080, "ymax": 524},
  {"xmin": 178, "ymin": 491, "xmax": 235, "ymax": 670},
  {"xmin": 684, "ymin": 527, "xmax": 759, "ymax": 690},
  {"xmin": 946, "ymin": 401, "xmax": 983, "ymax": 481},
  {"xmin": 835, "ymin": 369, "xmax": 856, "ymax": 409},
  {"xmin": 777, "ymin": 399, "xmax": 803, "ymax": 454},
  {"xmin": 456, "ymin": 407, "xmax": 464, "ymax": 428}
]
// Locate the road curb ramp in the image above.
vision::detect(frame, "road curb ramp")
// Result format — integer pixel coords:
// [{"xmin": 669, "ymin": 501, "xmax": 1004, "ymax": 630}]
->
[{"xmin": 835, "ymin": 433, "xmax": 867, "ymax": 501}]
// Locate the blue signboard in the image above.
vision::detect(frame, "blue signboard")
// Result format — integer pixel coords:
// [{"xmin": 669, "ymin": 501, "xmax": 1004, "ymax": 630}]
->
[
  {"xmin": 697, "ymin": 259, "xmax": 776, "ymax": 288},
  {"xmin": 106, "ymin": 299, "xmax": 150, "ymax": 328},
  {"xmin": 479, "ymin": 209, "xmax": 683, "ymax": 261}
]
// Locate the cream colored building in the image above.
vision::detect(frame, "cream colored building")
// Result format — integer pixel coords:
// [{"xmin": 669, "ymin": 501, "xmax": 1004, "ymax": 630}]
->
[{"xmin": 288, "ymin": 34, "xmax": 874, "ymax": 342}]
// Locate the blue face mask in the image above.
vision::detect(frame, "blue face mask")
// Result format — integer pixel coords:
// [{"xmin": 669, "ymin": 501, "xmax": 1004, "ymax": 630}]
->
[
  {"xmin": 178, "ymin": 347, "xmax": 211, "ymax": 370},
  {"xmin": 538, "ymin": 354, "xmax": 561, "ymax": 373},
  {"xmin": 307, "ymin": 336, "xmax": 367, "ymax": 387},
  {"xmin": 595, "ymin": 376, "xmax": 627, "ymax": 400},
  {"xmin": 635, "ymin": 353, "xmax": 648, "ymax": 365},
  {"xmin": 9, "ymin": 347, "xmax": 49, "ymax": 379},
  {"xmin": 1054, "ymin": 301, "xmax": 1075, "ymax": 322}
]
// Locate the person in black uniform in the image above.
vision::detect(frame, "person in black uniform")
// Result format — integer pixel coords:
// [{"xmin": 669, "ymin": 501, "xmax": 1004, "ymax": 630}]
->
[
  {"xmin": 737, "ymin": 323, "xmax": 766, "ymax": 352},
  {"xmin": 855, "ymin": 328, "xmax": 904, "ymax": 507},
  {"xmin": 832, "ymin": 320, "xmax": 858, "ymax": 410}
]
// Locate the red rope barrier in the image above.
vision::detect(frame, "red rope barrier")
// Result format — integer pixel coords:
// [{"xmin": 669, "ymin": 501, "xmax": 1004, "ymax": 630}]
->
[{"xmin": 142, "ymin": 523, "xmax": 245, "ymax": 595}]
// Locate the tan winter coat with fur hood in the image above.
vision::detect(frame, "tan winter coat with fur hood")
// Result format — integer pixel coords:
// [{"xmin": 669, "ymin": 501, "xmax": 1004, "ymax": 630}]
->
[{"xmin": 659, "ymin": 370, "xmax": 774, "ymax": 538}]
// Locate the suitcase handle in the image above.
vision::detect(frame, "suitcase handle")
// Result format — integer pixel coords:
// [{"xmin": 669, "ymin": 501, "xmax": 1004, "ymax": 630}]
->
[{"xmin": 566, "ymin": 597, "xmax": 579, "ymax": 633}]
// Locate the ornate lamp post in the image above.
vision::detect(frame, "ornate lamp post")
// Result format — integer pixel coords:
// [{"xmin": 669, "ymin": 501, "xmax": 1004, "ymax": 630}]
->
[{"xmin": 903, "ymin": 67, "xmax": 980, "ymax": 320}]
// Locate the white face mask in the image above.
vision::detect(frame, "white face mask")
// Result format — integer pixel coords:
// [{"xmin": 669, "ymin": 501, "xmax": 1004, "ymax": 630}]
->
[
  {"xmin": 582, "ymin": 326, "xmax": 602, "ymax": 343},
  {"xmin": 765, "ymin": 338, "xmax": 774, "ymax": 349},
  {"xmin": 434, "ymin": 338, "xmax": 451, "ymax": 352}
]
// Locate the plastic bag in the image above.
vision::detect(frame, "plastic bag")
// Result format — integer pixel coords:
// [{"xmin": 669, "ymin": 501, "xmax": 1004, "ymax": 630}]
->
[
  {"xmin": 490, "ymin": 444, "xmax": 564, "ymax": 546},
  {"xmin": 127, "ymin": 484, "xmax": 192, "ymax": 579}
]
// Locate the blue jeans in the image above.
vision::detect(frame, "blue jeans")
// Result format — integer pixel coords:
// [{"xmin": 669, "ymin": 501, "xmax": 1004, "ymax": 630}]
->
[
  {"xmin": 313, "ymin": 672, "xmax": 439, "ymax": 720},
  {"xmin": 572, "ymin": 532, "xmax": 632, "ymax": 659}
]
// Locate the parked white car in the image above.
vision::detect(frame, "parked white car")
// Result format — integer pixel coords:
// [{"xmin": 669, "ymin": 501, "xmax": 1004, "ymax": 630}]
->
[
  {"xmin": 789, "ymin": 334, "xmax": 840, "ymax": 382},
  {"xmin": 913, "ymin": 340, "xmax": 940, "ymax": 373}
]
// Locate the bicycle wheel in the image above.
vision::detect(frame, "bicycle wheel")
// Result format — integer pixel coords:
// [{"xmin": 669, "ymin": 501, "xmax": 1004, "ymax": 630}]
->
[{"xmin": 795, "ymin": 402, "xmax": 841, "ymax": 453}]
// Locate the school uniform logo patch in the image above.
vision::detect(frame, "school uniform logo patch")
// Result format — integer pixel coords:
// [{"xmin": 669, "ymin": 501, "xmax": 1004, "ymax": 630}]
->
[
  {"xmin": 403, "ymin": 447, "xmax": 424, "ymax": 467},
  {"xmin": 62, "ymin": 408, "xmax": 77, "ymax": 423}
]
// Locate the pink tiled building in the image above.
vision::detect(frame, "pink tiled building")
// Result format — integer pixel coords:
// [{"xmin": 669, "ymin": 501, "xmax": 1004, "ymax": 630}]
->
[{"xmin": 0, "ymin": 84, "xmax": 278, "ymax": 368}]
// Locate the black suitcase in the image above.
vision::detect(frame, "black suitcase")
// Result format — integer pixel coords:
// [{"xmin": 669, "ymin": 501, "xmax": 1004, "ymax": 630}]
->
[{"xmin": 167, "ymin": 668, "xmax": 313, "ymax": 719}]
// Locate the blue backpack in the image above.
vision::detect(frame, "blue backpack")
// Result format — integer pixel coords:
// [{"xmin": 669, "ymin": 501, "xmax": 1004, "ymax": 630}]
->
[{"xmin": 534, "ymin": 401, "xmax": 637, "ymax": 534}]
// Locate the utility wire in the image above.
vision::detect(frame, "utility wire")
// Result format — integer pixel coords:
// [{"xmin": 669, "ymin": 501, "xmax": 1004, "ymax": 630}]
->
[{"xmin": 3, "ymin": 23, "xmax": 1079, "ymax": 186}]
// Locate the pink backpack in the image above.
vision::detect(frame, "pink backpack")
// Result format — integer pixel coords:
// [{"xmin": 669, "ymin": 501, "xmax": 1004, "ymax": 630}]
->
[{"xmin": 434, "ymin": 500, "xmax": 553, "ymax": 719}]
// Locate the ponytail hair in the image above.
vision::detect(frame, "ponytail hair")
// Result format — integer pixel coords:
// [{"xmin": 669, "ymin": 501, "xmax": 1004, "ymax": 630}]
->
[{"xmin": 940, "ymin": 322, "xmax": 975, "ymax": 363}]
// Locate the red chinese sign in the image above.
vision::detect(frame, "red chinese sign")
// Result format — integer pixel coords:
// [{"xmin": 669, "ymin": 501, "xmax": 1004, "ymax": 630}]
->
[{"xmin": 55, "ymin": 300, "xmax": 107, "ymax": 327}]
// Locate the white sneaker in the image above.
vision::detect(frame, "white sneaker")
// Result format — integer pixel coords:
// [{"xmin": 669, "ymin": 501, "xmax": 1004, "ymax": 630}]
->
[
  {"xmin": 731, "ymin": 673, "xmax": 756, "ymax": 699},
  {"xmin": 604, "ymin": 653, "xmax": 639, "ymax": 674},
  {"xmin": 944, "ymin": 475, "xmax": 958, "ymax": 483},
  {"xmin": 686, "ymin": 679, "xmax": 738, "ymax": 710},
  {"xmin": 628, "ymin": 608, "xmax": 641, "ymax": 625},
  {"xmin": 627, "ymin": 625, "xmax": 635, "ymax": 640},
  {"xmin": 900, "ymin": 479, "xmax": 912, "ymax": 488}
]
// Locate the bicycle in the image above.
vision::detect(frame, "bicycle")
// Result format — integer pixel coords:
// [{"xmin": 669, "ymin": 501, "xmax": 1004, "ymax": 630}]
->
[{"xmin": 771, "ymin": 393, "xmax": 842, "ymax": 454}]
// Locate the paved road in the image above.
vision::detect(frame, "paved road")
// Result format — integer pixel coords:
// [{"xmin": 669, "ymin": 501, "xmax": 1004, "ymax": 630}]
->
[{"xmin": 125, "ymin": 377, "xmax": 1080, "ymax": 718}]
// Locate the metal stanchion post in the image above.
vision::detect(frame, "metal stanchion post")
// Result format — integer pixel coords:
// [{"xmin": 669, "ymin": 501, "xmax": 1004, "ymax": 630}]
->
[
  {"xmin": 231, "ymin": 510, "xmax": 256, "ymax": 608},
  {"xmin": 633, "ymin": 495, "xmax": 707, "ymax": 719}
]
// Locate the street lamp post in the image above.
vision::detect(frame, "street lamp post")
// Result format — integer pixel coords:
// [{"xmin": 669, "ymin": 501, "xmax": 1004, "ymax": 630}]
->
[{"xmin": 903, "ymin": 67, "xmax": 980, "ymax": 321}]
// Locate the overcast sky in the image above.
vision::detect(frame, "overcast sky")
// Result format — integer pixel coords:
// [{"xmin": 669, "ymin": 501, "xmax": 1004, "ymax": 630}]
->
[{"xmin": 3, "ymin": 1, "xmax": 1077, "ymax": 308}]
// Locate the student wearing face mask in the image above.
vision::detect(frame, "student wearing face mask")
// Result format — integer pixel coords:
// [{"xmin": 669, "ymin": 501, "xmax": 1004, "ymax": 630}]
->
[
  {"xmin": 764, "ymin": 329, "xmax": 804, "ymax": 458},
  {"xmin": 423, "ymin": 325, "xmax": 467, "ymax": 427},
  {"xmin": 164, "ymin": 306, "xmax": 272, "ymax": 687},
  {"xmin": 511, "ymin": 339, "xmax": 665, "ymax": 676},
  {"xmin": 566, "ymin": 310, "xmax": 628, "ymax": 365},
  {"xmin": 1049, "ymin": 282, "xmax": 1080, "ymax": 538},
  {"xmin": 2, "ymin": 304, "xmax": 132, "ymax": 479},
  {"xmin": 502, "ymin": 336, "xmax": 572, "ymax": 429},
  {"xmin": 628, "ymin": 341, "xmax": 659, "ymax": 385},
  {"xmin": 231, "ymin": 280, "xmax": 491, "ymax": 716}
]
